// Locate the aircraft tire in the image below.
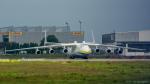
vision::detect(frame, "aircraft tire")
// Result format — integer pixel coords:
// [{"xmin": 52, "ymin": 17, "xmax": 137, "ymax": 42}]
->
[
  {"xmin": 83, "ymin": 56, "xmax": 88, "ymax": 59},
  {"xmin": 70, "ymin": 56, "xmax": 75, "ymax": 59}
]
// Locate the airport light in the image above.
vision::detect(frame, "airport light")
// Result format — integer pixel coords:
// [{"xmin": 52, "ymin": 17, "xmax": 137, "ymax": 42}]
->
[
  {"xmin": 79, "ymin": 20, "xmax": 82, "ymax": 32},
  {"xmin": 65, "ymin": 22, "xmax": 69, "ymax": 32}
]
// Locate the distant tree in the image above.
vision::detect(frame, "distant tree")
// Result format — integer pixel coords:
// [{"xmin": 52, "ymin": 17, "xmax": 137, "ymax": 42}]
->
[
  {"xmin": 12, "ymin": 42, "xmax": 20, "ymax": 49},
  {"xmin": 21, "ymin": 43, "xmax": 30, "ymax": 48},
  {"xmin": 29, "ymin": 42, "xmax": 38, "ymax": 54},
  {"xmin": 29, "ymin": 42, "xmax": 38, "ymax": 47},
  {"xmin": 40, "ymin": 35, "xmax": 59, "ymax": 46},
  {"xmin": 5, "ymin": 42, "xmax": 19, "ymax": 50}
]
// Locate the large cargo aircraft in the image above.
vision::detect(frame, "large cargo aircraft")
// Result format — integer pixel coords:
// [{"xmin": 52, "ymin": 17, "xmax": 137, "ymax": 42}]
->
[{"xmin": 6, "ymin": 31, "xmax": 144, "ymax": 59}]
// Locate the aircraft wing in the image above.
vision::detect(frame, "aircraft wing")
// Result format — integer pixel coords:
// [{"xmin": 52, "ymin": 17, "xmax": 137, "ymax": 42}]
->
[
  {"xmin": 85, "ymin": 43, "xmax": 145, "ymax": 51},
  {"xmin": 6, "ymin": 43, "xmax": 77, "ymax": 52}
]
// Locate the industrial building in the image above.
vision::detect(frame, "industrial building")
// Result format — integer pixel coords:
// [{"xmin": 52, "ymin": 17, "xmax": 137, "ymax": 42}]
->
[
  {"xmin": 0, "ymin": 26, "xmax": 84, "ymax": 44},
  {"xmin": 102, "ymin": 30, "xmax": 150, "ymax": 56}
]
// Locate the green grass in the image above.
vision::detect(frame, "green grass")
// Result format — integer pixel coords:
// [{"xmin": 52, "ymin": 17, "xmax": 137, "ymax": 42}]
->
[{"xmin": 0, "ymin": 61, "xmax": 150, "ymax": 84}]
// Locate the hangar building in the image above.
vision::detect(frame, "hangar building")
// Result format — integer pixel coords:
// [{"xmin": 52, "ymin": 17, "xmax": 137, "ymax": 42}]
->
[
  {"xmin": 102, "ymin": 30, "xmax": 150, "ymax": 56},
  {"xmin": 0, "ymin": 26, "xmax": 84, "ymax": 44}
]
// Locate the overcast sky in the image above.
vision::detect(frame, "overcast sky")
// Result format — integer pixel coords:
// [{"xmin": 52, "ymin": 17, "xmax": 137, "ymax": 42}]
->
[{"xmin": 0, "ymin": 0, "xmax": 150, "ymax": 42}]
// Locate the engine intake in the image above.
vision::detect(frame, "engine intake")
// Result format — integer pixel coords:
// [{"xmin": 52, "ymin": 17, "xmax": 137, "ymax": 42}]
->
[
  {"xmin": 63, "ymin": 49, "xmax": 68, "ymax": 53},
  {"xmin": 118, "ymin": 50, "xmax": 123, "ymax": 54},
  {"xmin": 36, "ymin": 50, "xmax": 41, "ymax": 54},
  {"xmin": 114, "ymin": 48, "xmax": 123, "ymax": 54},
  {"xmin": 49, "ymin": 49, "xmax": 55, "ymax": 54},
  {"xmin": 106, "ymin": 49, "xmax": 111, "ymax": 53},
  {"xmin": 95, "ymin": 49, "xmax": 100, "ymax": 53}
]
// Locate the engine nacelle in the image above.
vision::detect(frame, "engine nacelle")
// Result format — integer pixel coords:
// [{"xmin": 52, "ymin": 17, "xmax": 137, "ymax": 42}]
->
[
  {"xmin": 106, "ymin": 49, "xmax": 112, "ymax": 53},
  {"xmin": 95, "ymin": 48, "xmax": 100, "ymax": 53},
  {"xmin": 20, "ymin": 51, "xmax": 27, "ymax": 54},
  {"xmin": 63, "ymin": 48, "xmax": 68, "ymax": 53},
  {"xmin": 114, "ymin": 48, "xmax": 123, "ymax": 54},
  {"xmin": 118, "ymin": 50, "xmax": 123, "ymax": 54},
  {"xmin": 36, "ymin": 50, "xmax": 41, "ymax": 54},
  {"xmin": 49, "ymin": 49, "xmax": 55, "ymax": 54}
]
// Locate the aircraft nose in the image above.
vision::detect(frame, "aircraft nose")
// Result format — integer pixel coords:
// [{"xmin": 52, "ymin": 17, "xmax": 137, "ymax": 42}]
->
[
  {"xmin": 80, "ymin": 50, "xmax": 92, "ymax": 54},
  {"xmin": 80, "ymin": 48, "xmax": 92, "ymax": 54}
]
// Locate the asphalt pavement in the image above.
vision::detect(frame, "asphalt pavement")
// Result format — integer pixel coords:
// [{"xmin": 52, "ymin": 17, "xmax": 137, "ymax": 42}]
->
[{"xmin": 0, "ymin": 58, "xmax": 150, "ymax": 62}]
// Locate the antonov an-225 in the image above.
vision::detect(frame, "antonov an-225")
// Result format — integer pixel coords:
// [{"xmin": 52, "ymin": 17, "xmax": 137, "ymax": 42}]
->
[{"xmin": 6, "ymin": 31, "xmax": 144, "ymax": 59}]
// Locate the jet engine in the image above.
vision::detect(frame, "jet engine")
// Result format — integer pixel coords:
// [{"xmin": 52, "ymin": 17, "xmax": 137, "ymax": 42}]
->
[
  {"xmin": 106, "ymin": 49, "xmax": 112, "ymax": 53},
  {"xmin": 114, "ymin": 48, "xmax": 123, "ymax": 54},
  {"xmin": 20, "ymin": 51, "xmax": 27, "ymax": 54},
  {"xmin": 95, "ymin": 48, "xmax": 100, "ymax": 53},
  {"xmin": 105, "ymin": 48, "xmax": 114, "ymax": 53},
  {"xmin": 36, "ymin": 50, "xmax": 41, "ymax": 54},
  {"xmin": 49, "ymin": 49, "xmax": 55, "ymax": 54},
  {"xmin": 63, "ymin": 48, "xmax": 68, "ymax": 53}
]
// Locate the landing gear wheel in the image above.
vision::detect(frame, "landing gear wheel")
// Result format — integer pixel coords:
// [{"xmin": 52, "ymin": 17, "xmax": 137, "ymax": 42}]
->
[
  {"xmin": 83, "ymin": 56, "xmax": 88, "ymax": 59},
  {"xmin": 70, "ymin": 56, "xmax": 75, "ymax": 59}
]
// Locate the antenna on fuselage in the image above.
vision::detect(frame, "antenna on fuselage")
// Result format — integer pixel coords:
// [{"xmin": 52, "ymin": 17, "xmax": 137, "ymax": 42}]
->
[{"xmin": 91, "ymin": 30, "xmax": 95, "ymax": 43}]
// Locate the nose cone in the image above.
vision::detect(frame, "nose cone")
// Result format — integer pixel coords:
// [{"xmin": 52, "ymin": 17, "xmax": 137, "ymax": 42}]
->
[
  {"xmin": 79, "ymin": 45, "xmax": 92, "ymax": 54},
  {"xmin": 82, "ymin": 41, "xmax": 86, "ymax": 43}
]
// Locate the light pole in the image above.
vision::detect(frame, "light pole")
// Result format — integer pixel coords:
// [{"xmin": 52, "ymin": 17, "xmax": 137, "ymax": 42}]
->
[
  {"xmin": 79, "ymin": 20, "xmax": 82, "ymax": 32},
  {"xmin": 42, "ymin": 30, "xmax": 47, "ymax": 46},
  {"xmin": 65, "ymin": 22, "xmax": 69, "ymax": 32}
]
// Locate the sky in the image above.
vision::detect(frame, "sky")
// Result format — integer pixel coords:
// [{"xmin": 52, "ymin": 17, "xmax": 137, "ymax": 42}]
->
[{"xmin": 0, "ymin": 0, "xmax": 150, "ymax": 42}]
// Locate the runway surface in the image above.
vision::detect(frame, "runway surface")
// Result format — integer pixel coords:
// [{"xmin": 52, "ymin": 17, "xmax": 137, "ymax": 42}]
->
[{"xmin": 0, "ymin": 58, "xmax": 150, "ymax": 62}]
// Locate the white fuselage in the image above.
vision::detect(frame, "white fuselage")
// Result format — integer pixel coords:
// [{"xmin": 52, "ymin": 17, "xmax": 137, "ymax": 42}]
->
[{"xmin": 68, "ymin": 44, "xmax": 92, "ymax": 56}]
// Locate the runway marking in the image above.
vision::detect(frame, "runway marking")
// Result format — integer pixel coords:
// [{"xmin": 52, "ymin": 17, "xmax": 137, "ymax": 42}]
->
[
  {"xmin": 0, "ymin": 59, "xmax": 150, "ymax": 62},
  {"xmin": 0, "ymin": 59, "xmax": 21, "ymax": 63}
]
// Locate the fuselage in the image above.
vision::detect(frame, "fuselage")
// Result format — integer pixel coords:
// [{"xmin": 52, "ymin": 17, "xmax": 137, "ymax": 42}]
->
[{"xmin": 68, "ymin": 44, "xmax": 92, "ymax": 57}]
